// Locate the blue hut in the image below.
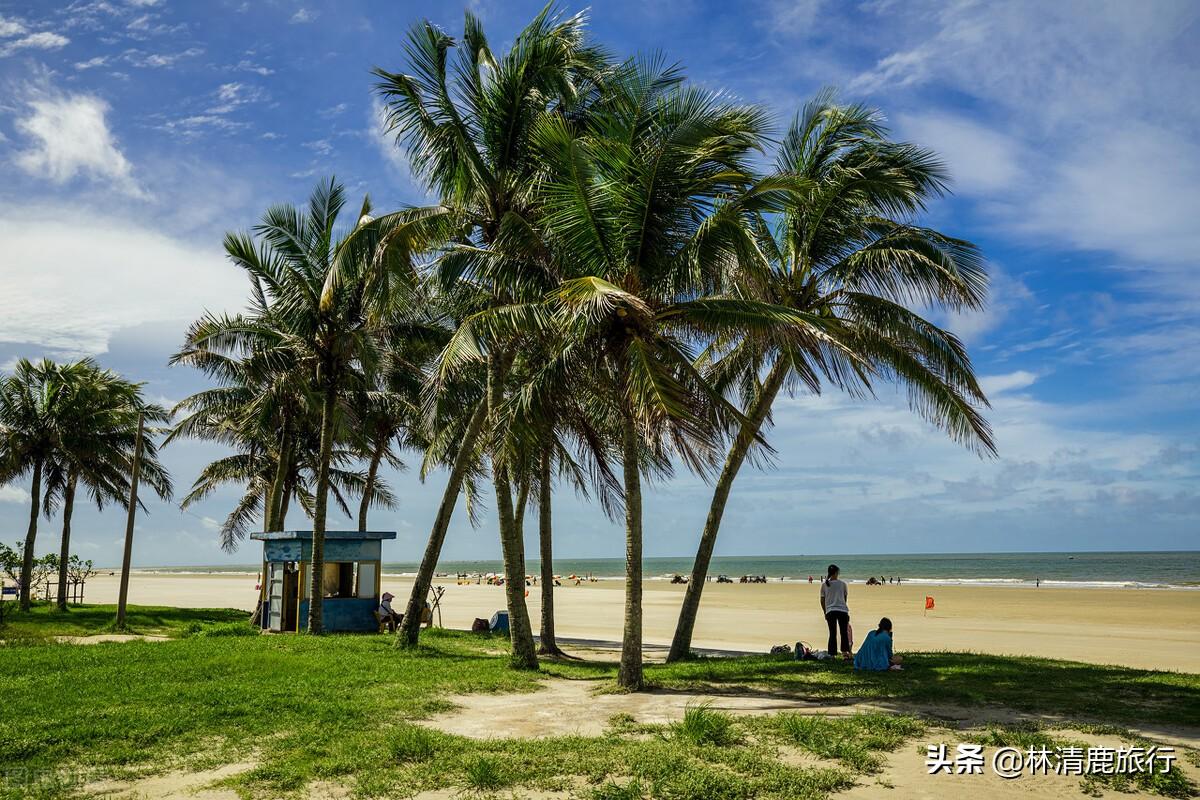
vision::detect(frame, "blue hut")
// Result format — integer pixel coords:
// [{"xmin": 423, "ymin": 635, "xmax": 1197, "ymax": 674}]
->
[{"xmin": 250, "ymin": 530, "xmax": 396, "ymax": 632}]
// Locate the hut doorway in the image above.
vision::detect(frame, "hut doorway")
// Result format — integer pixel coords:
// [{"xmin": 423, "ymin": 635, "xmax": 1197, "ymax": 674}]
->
[{"xmin": 267, "ymin": 562, "xmax": 301, "ymax": 632}]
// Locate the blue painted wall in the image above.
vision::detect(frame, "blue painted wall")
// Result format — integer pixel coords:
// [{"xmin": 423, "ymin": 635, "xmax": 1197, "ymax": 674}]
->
[{"xmin": 297, "ymin": 598, "xmax": 379, "ymax": 632}]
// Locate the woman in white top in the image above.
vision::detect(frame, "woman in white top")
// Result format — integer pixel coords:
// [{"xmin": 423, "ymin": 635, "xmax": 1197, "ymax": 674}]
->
[{"xmin": 819, "ymin": 564, "xmax": 851, "ymax": 657}]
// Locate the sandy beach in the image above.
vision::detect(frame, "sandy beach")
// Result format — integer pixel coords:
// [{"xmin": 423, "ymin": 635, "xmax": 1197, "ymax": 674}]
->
[{"xmin": 80, "ymin": 572, "xmax": 1200, "ymax": 673}]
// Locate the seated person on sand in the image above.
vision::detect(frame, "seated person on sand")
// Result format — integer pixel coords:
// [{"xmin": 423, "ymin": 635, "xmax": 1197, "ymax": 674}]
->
[{"xmin": 853, "ymin": 617, "xmax": 903, "ymax": 671}]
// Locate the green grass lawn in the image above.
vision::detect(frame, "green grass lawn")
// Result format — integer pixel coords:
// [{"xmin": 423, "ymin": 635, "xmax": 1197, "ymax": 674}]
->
[
  {"xmin": 0, "ymin": 601, "xmax": 249, "ymax": 640},
  {"xmin": 0, "ymin": 605, "xmax": 1196, "ymax": 799}
]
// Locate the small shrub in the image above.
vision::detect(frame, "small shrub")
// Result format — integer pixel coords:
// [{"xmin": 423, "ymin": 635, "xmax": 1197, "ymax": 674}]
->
[
  {"xmin": 670, "ymin": 703, "xmax": 739, "ymax": 747},
  {"xmin": 462, "ymin": 755, "xmax": 509, "ymax": 792},
  {"xmin": 390, "ymin": 725, "xmax": 436, "ymax": 763}
]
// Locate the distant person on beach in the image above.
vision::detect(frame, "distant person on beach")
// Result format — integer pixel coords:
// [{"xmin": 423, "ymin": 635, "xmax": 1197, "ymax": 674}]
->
[
  {"xmin": 854, "ymin": 617, "xmax": 903, "ymax": 671},
  {"xmin": 820, "ymin": 564, "xmax": 851, "ymax": 658},
  {"xmin": 1036, "ymin": 578, "xmax": 1040, "ymax": 588}
]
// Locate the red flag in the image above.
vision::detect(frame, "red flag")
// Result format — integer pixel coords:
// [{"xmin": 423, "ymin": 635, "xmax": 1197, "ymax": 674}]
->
[{"xmin": 925, "ymin": 595, "xmax": 935, "ymax": 610}]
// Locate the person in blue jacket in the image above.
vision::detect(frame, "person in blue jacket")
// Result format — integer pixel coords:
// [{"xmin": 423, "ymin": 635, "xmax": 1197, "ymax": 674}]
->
[{"xmin": 854, "ymin": 617, "xmax": 903, "ymax": 671}]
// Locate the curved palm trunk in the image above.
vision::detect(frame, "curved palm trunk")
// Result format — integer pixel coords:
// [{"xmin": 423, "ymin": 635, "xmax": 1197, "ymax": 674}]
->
[
  {"xmin": 358, "ymin": 438, "xmax": 385, "ymax": 531},
  {"xmin": 19, "ymin": 459, "xmax": 43, "ymax": 612},
  {"xmin": 399, "ymin": 400, "xmax": 487, "ymax": 646},
  {"xmin": 617, "ymin": 410, "xmax": 644, "ymax": 690},
  {"xmin": 536, "ymin": 446, "xmax": 561, "ymax": 655},
  {"xmin": 266, "ymin": 424, "xmax": 291, "ymax": 532},
  {"xmin": 667, "ymin": 358, "xmax": 789, "ymax": 662},
  {"xmin": 488, "ymin": 350, "xmax": 538, "ymax": 670},
  {"xmin": 307, "ymin": 387, "xmax": 337, "ymax": 634},
  {"xmin": 56, "ymin": 470, "xmax": 78, "ymax": 612}
]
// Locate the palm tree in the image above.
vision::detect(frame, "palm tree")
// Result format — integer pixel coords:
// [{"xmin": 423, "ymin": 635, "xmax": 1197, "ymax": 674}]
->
[
  {"xmin": 464, "ymin": 58, "xmax": 819, "ymax": 689},
  {"xmin": 0, "ymin": 359, "xmax": 77, "ymax": 610},
  {"xmin": 43, "ymin": 362, "xmax": 172, "ymax": 611},
  {"xmin": 665, "ymin": 95, "xmax": 995, "ymax": 661},
  {"xmin": 366, "ymin": 5, "xmax": 609, "ymax": 664},
  {"xmin": 179, "ymin": 179, "xmax": 407, "ymax": 632},
  {"xmin": 0, "ymin": 359, "xmax": 170, "ymax": 612}
]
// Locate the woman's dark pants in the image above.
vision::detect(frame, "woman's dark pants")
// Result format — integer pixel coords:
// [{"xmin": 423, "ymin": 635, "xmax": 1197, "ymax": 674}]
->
[{"xmin": 825, "ymin": 610, "xmax": 850, "ymax": 654}]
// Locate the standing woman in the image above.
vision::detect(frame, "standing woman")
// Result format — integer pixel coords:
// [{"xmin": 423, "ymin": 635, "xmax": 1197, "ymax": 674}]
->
[{"xmin": 820, "ymin": 564, "xmax": 851, "ymax": 658}]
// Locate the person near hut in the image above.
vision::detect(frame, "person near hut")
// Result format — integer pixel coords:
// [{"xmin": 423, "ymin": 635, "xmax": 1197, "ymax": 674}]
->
[{"xmin": 379, "ymin": 592, "xmax": 402, "ymax": 632}]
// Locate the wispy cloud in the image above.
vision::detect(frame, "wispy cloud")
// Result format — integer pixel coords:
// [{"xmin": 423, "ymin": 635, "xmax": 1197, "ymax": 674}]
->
[
  {"xmin": 125, "ymin": 45, "xmax": 203, "ymax": 68},
  {"xmin": 290, "ymin": 8, "xmax": 315, "ymax": 24},
  {"xmin": 0, "ymin": 31, "xmax": 70, "ymax": 56}
]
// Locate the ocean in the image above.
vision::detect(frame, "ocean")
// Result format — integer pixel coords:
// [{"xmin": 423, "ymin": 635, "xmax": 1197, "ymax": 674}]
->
[{"xmin": 141, "ymin": 551, "xmax": 1200, "ymax": 589}]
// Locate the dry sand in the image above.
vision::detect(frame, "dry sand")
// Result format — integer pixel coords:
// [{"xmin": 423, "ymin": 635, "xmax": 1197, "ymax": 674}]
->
[{"xmin": 82, "ymin": 571, "xmax": 1200, "ymax": 672}]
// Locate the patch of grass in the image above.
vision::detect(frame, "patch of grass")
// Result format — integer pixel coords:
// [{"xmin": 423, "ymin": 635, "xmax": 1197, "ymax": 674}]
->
[
  {"xmin": 647, "ymin": 651, "xmax": 1200, "ymax": 728},
  {"xmin": 389, "ymin": 724, "xmax": 437, "ymax": 763},
  {"xmin": 1, "ymin": 605, "xmax": 1196, "ymax": 799},
  {"xmin": 758, "ymin": 712, "xmax": 924, "ymax": 774},
  {"xmin": 0, "ymin": 602, "xmax": 248, "ymax": 640},
  {"xmin": 590, "ymin": 777, "xmax": 647, "ymax": 799},
  {"xmin": 669, "ymin": 703, "xmax": 739, "ymax": 746},
  {"xmin": 462, "ymin": 754, "xmax": 509, "ymax": 792}
]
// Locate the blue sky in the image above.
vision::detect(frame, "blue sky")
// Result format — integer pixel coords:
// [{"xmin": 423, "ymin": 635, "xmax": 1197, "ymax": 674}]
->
[{"xmin": 0, "ymin": 0, "xmax": 1197, "ymax": 566}]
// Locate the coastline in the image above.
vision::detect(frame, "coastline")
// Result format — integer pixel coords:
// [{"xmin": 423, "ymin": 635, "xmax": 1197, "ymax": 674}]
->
[{"xmin": 79, "ymin": 571, "xmax": 1200, "ymax": 673}]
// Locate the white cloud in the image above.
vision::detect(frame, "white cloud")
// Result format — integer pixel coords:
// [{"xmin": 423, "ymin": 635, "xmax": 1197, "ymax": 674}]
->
[
  {"xmin": 74, "ymin": 55, "xmax": 110, "ymax": 70},
  {"xmin": 13, "ymin": 89, "xmax": 145, "ymax": 198},
  {"xmin": 235, "ymin": 59, "xmax": 273, "ymax": 76},
  {"xmin": 979, "ymin": 371, "xmax": 1038, "ymax": 396},
  {"xmin": 127, "ymin": 46, "xmax": 203, "ymax": 68},
  {"xmin": 0, "ymin": 485, "xmax": 30, "ymax": 504},
  {"xmin": 896, "ymin": 112, "xmax": 1022, "ymax": 194},
  {"xmin": 0, "ymin": 204, "xmax": 247, "ymax": 356},
  {"xmin": 290, "ymin": 8, "xmax": 315, "ymax": 23},
  {"xmin": 0, "ymin": 14, "xmax": 27, "ymax": 37},
  {"xmin": 0, "ymin": 31, "xmax": 70, "ymax": 56}
]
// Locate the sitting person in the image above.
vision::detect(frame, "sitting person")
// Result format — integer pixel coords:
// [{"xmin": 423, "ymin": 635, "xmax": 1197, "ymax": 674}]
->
[
  {"xmin": 378, "ymin": 592, "xmax": 402, "ymax": 632},
  {"xmin": 853, "ymin": 617, "xmax": 904, "ymax": 671}
]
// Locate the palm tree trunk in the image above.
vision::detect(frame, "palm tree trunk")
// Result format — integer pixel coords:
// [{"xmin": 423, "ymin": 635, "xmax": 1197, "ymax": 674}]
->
[
  {"xmin": 279, "ymin": 477, "xmax": 292, "ymax": 529},
  {"xmin": 536, "ymin": 445, "xmax": 560, "ymax": 656},
  {"xmin": 398, "ymin": 400, "xmax": 488, "ymax": 646},
  {"xmin": 617, "ymin": 409, "xmax": 644, "ymax": 690},
  {"xmin": 56, "ymin": 470, "xmax": 77, "ymax": 612},
  {"xmin": 115, "ymin": 414, "xmax": 145, "ymax": 629},
  {"xmin": 266, "ymin": 424, "xmax": 291, "ymax": 531},
  {"xmin": 488, "ymin": 350, "xmax": 538, "ymax": 670},
  {"xmin": 307, "ymin": 386, "xmax": 337, "ymax": 634},
  {"xmin": 19, "ymin": 459, "xmax": 43, "ymax": 612},
  {"xmin": 666, "ymin": 358, "xmax": 789, "ymax": 662},
  {"xmin": 358, "ymin": 439, "xmax": 385, "ymax": 531}
]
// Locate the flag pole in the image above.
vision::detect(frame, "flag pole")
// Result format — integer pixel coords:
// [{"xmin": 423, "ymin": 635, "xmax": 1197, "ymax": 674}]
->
[{"xmin": 115, "ymin": 412, "xmax": 145, "ymax": 630}]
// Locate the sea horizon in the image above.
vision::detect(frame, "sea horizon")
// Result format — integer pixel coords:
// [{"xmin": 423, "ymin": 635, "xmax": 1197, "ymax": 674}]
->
[{"xmin": 124, "ymin": 550, "xmax": 1200, "ymax": 589}]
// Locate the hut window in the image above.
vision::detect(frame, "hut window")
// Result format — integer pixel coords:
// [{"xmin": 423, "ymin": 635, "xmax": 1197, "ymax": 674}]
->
[{"xmin": 322, "ymin": 562, "xmax": 356, "ymax": 598}]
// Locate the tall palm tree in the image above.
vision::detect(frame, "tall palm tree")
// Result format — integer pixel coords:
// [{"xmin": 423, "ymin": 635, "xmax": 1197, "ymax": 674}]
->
[
  {"xmin": 365, "ymin": 5, "xmax": 609, "ymax": 664},
  {"xmin": 447, "ymin": 58, "xmax": 819, "ymax": 688},
  {"xmin": 664, "ymin": 95, "xmax": 995, "ymax": 661},
  {"xmin": 180, "ymin": 179, "xmax": 408, "ymax": 632},
  {"xmin": 43, "ymin": 362, "xmax": 172, "ymax": 611}
]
